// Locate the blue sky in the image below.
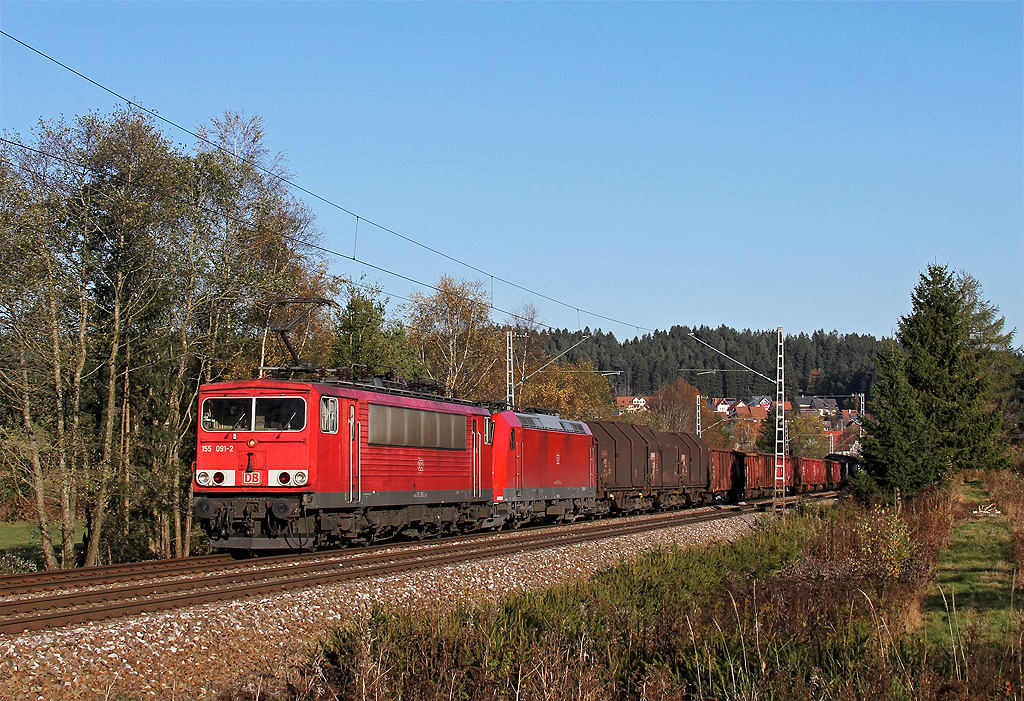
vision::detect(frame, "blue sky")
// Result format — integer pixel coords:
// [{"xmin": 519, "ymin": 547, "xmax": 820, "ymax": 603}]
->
[{"xmin": 2, "ymin": 2, "xmax": 1021, "ymax": 341}]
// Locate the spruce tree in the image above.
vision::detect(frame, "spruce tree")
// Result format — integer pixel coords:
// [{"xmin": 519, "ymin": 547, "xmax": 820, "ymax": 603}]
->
[
  {"xmin": 862, "ymin": 265, "xmax": 1010, "ymax": 494},
  {"xmin": 860, "ymin": 341, "xmax": 931, "ymax": 492}
]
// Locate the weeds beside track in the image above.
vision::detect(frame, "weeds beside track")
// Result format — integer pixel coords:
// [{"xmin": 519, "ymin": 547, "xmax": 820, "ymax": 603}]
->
[{"xmin": 279, "ymin": 480, "xmax": 1024, "ymax": 701}]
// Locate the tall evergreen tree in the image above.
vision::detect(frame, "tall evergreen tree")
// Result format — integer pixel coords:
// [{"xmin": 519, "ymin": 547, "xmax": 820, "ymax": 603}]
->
[
  {"xmin": 862, "ymin": 265, "xmax": 1010, "ymax": 494},
  {"xmin": 860, "ymin": 341, "xmax": 931, "ymax": 492},
  {"xmin": 330, "ymin": 284, "xmax": 421, "ymax": 377}
]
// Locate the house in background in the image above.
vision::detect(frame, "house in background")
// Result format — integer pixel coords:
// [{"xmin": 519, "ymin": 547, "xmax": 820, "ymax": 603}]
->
[
  {"xmin": 733, "ymin": 405, "xmax": 769, "ymax": 421},
  {"xmin": 709, "ymin": 398, "xmax": 735, "ymax": 415},
  {"xmin": 796, "ymin": 396, "xmax": 840, "ymax": 418},
  {"xmin": 616, "ymin": 396, "xmax": 652, "ymax": 414}
]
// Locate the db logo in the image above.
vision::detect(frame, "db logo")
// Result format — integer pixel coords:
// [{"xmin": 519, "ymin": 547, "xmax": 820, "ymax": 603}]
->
[{"xmin": 243, "ymin": 472, "xmax": 261, "ymax": 484}]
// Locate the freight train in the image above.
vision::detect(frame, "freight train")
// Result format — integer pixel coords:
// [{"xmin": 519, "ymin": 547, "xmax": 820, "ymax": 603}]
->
[{"xmin": 192, "ymin": 372, "xmax": 849, "ymax": 554}]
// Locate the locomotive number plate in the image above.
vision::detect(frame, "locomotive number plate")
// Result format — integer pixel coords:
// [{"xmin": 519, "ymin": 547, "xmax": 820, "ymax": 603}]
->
[{"xmin": 202, "ymin": 444, "xmax": 235, "ymax": 453}]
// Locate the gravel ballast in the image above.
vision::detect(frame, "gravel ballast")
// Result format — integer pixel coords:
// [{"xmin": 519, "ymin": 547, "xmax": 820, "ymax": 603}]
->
[{"xmin": 0, "ymin": 512, "xmax": 761, "ymax": 701}]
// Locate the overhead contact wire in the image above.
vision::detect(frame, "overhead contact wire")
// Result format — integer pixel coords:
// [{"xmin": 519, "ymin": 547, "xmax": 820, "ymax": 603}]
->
[
  {"xmin": 0, "ymin": 32, "xmax": 655, "ymax": 335},
  {"xmin": 0, "ymin": 138, "xmax": 553, "ymax": 332}
]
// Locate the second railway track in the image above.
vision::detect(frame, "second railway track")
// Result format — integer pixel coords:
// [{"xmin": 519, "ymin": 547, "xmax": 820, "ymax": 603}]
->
[{"xmin": 0, "ymin": 494, "xmax": 834, "ymax": 636}]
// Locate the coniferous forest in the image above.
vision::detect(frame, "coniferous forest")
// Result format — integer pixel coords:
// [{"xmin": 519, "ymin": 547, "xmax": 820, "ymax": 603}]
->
[{"xmin": 547, "ymin": 326, "xmax": 882, "ymax": 403}]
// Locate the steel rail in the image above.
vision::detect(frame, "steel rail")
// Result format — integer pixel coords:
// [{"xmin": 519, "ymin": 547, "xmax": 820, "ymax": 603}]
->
[
  {"xmin": 0, "ymin": 554, "xmax": 231, "ymax": 595},
  {"xmin": 0, "ymin": 492, "xmax": 836, "ymax": 635}
]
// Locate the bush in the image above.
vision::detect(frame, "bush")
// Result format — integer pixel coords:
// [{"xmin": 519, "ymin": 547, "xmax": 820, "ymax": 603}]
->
[
  {"xmin": 0, "ymin": 552, "xmax": 39, "ymax": 575},
  {"xmin": 279, "ymin": 493, "xmax": 1016, "ymax": 701},
  {"xmin": 847, "ymin": 468, "xmax": 886, "ymax": 504}
]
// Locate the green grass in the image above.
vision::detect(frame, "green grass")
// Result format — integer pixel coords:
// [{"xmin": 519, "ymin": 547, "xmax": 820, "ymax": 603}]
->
[
  {"xmin": 922, "ymin": 480, "xmax": 1019, "ymax": 649},
  {"xmin": 0, "ymin": 519, "xmax": 84, "ymax": 548},
  {"xmin": 0, "ymin": 520, "xmax": 84, "ymax": 570},
  {"xmin": 0, "ymin": 520, "xmax": 44, "ymax": 549}
]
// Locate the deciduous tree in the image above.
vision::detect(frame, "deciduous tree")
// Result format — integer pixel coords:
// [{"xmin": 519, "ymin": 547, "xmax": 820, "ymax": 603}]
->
[
  {"xmin": 517, "ymin": 360, "xmax": 615, "ymax": 420},
  {"xmin": 405, "ymin": 276, "xmax": 501, "ymax": 399},
  {"xmin": 786, "ymin": 412, "xmax": 830, "ymax": 459},
  {"xmin": 0, "ymin": 109, "xmax": 331, "ymax": 567}
]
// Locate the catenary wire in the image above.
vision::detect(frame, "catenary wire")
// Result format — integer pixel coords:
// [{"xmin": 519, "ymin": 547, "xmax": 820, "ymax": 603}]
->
[
  {"xmin": 0, "ymin": 137, "xmax": 567, "ymax": 334},
  {"xmin": 0, "ymin": 29, "xmax": 656, "ymax": 336}
]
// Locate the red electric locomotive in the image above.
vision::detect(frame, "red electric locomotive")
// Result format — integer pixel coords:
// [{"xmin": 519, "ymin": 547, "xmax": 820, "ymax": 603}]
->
[
  {"xmin": 193, "ymin": 377, "xmax": 496, "ymax": 553},
  {"xmin": 487, "ymin": 410, "xmax": 597, "ymax": 526}
]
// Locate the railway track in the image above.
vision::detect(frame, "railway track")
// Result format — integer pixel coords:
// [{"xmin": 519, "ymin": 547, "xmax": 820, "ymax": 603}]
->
[{"xmin": 0, "ymin": 493, "xmax": 836, "ymax": 636}]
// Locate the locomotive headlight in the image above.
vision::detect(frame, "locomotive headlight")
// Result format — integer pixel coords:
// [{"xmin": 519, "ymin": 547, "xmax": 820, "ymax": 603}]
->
[
  {"xmin": 196, "ymin": 471, "xmax": 211, "ymax": 486},
  {"xmin": 293, "ymin": 471, "xmax": 308, "ymax": 486},
  {"xmin": 213, "ymin": 471, "xmax": 225, "ymax": 485},
  {"xmin": 247, "ymin": 438, "xmax": 258, "ymax": 448},
  {"xmin": 278, "ymin": 471, "xmax": 291, "ymax": 485}
]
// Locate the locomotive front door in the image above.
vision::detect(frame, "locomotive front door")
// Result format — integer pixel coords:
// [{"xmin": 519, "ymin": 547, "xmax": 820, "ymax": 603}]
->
[
  {"xmin": 514, "ymin": 428, "xmax": 522, "ymax": 492},
  {"xmin": 345, "ymin": 401, "xmax": 361, "ymax": 503},
  {"xmin": 472, "ymin": 418, "xmax": 482, "ymax": 499}
]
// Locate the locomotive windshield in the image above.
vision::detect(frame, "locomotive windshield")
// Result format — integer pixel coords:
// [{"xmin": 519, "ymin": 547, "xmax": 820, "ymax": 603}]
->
[
  {"xmin": 255, "ymin": 397, "xmax": 306, "ymax": 431},
  {"xmin": 201, "ymin": 397, "xmax": 306, "ymax": 432},
  {"xmin": 202, "ymin": 397, "xmax": 251, "ymax": 431}
]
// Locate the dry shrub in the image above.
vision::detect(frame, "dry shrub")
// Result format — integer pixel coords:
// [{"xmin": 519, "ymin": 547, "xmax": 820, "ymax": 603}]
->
[
  {"xmin": 270, "ymin": 491, "xmax": 1017, "ymax": 701},
  {"xmin": 985, "ymin": 471, "xmax": 1024, "ymax": 578},
  {"xmin": 316, "ymin": 602, "xmax": 616, "ymax": 701},
  {"xmin": 905, "ymin": 487, "xmax": 957, "ymax": 560}
]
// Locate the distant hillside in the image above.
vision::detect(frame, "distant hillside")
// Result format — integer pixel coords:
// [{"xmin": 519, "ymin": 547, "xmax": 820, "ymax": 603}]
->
[{"xmin": 546, "ymin": 325, "xmax": 883, "ymax": 406}]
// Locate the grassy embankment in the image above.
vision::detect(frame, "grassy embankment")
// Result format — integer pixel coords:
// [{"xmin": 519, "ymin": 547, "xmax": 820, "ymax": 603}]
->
[
  {"xmin": 0, "ymin": 520, "xmax": 84, "ymax": 573},
  {"xmin": 923, "ymin": 480, "xmax": 1016, "ymax": 653},
  {"xmin": 230, "ymin": 476, "xmax": 1024, "ymax": 701},
  {"xmin": 0, "ymin": 520, "xmax": 46, "ymax": 573}
]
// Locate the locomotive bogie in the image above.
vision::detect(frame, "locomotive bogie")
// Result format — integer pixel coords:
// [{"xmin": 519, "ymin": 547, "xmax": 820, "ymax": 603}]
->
[{"xmin": 197, "ymin": 498, "xmax": 505, "ymax": 549}]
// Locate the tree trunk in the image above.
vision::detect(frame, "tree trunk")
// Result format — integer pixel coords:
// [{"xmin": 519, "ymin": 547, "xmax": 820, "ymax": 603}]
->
[
  {"xmin": 84, "ymin": 273, "xmax": 122, "ymax": 567},
  {"xmin": 120, "ymin": 341, "xmax": 131, "ymax": 536},
  {"xmin": 65, "ymin": 277, "xmax": 89, "ymax": 568},
  {"xmin": 18, "ymin": 346, "xmax": 59, "ymax": 570},
  {"xmin": 43, "ymin": 282, "xmax": 77, "ymax": 569}
]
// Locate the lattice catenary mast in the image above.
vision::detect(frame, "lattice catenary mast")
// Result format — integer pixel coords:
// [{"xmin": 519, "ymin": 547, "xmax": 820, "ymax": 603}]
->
[
  {"xmin": 773, "ymin": 327, "xmax": 786, "ymax": 509},
  {"xmin": 506, "ymin": 330, "xmax": 516, "ymax": 409}
]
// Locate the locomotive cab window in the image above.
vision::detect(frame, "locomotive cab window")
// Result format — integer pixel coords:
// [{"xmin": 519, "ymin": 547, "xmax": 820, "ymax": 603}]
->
[
  {"xmin": 201, "ymin": 397, "xmax": 252, "ymax": 432},
  {"xmin": 484, "ymin": 417, "xmax": 494, "ymax": 445},
  {"xmin": 202, "ymin": 396, "xmax": 306, "ymax": 432},
  {"xmin": 320, "ymin": 397, "xmax": 339, "ymax": 434},
  {"xmin": 254, "ymin": 397, "xmax": 306, "ymax": 431}
]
